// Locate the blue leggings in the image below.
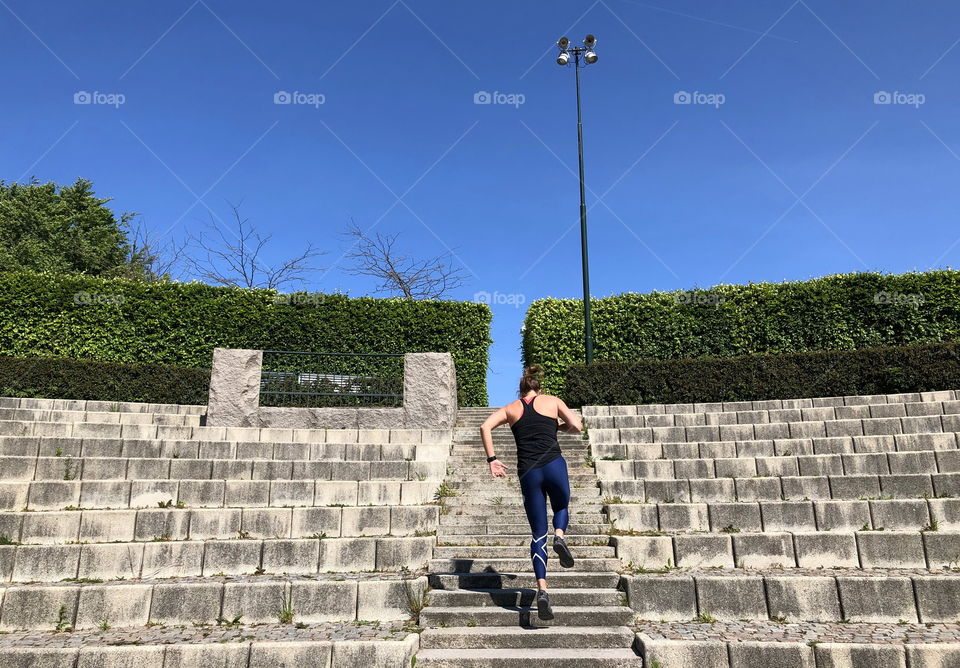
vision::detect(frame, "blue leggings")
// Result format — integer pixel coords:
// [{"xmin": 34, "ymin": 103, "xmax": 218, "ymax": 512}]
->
[{"xmin": 519, "ymin": 455, "xmax": 571, "ymax": 580}]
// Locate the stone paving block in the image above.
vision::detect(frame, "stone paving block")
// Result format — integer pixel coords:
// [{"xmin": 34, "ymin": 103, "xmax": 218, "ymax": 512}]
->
[
  {"xmin": 634, "ymin": 460, "xmax": 673, "ymax": 480},
  {"xmin": 80, "ymin": 481, "xmax": 130, "ymax": 508},
  {"xmin": 189, "ymin": 508, "xmax": 241, "ymax": 539},
  {"xmin": 12, "ymin": 544, "xmax": 80, "ymax": 581},
  {"xmin": 77, "ymin": 645, "xmax": 166, "ymax": 668},
  {"xmin": 863, "ymin": 417, "xmax": 903, "ymax": 436},
  {"xmin": 74, "ymin": 583, "xmax": 152, "ymax": 630},
  {"xmin": 755, "ymin": 456, "xmax": 799, "ymax": 477},
  {"xmin": 914, "ymin": 575, "xmax": 960, "ymax": 622},
  {"xmin": 812, "ymin": 437, "xmax": 855, "ymax": 455},
  {"xmin": 162, "ymin": 643, "xmax": 250, "ymax": 668},
  {"xmin": 274, "ymin": 442, "xmax": 311, "ymax": 461},
  {"xmin": 922, "ymin": 532, "xmax": 960, "ymax": 569},
  {"xmin": 318, "ymin": 538, "xmax": 375, "ymax": 572},
  {"xmin": 825, "ymin": 419, "xmax": 864, "ymax": 438},
  {"xmin": 399, "ymin": 482, "xmax": 434, "ymax": 505},
  {"xmin": 78, "ymin": 543, "xmax": 144, "ymax": 580},
  {"xmin": 870, "ymin": 499, "xmax": 930, "ymax": 530},
  {"xmin": 720, "ymin": 424, "xmax": 755, "ymax": 442},
  {"xmin": 262, "ymin": 539, "xmax": 320, "ymax": 575},
  {"xmin": 852, "ymin": 435, "xmax": 895, "ymax": 454},
  {"xmin": 695, "ymin": 575, "xmax": 766, "ymax": 620},
  {"xmin": 235, "ymin": 441, "xmax": 269, "ymax": 460},
  {"xmin": 640, "ymin": 637, "xmax": 729, "ymax": 668},
  {"xmin": 291, "ymin": 461, "xmax": 332, "ymax": 480},
  {"xmin": 149, "ymin": 581, "xmax": 222, "ymax": 625},
  {"xmin": 224, "ymin": 480, "xmax": 269, "ymax": 507},
  {"xmin": 728, "ymin": 641, "xmax": 814, "ymax": 668},
  {"xmin": 358, "ymin": 482, "xmax": 402, "ymax": 506},
  {"xmin": 141, "ymin": 541, "xmax": 204, "ymax": 579},
  {"xmin": 129, "ymin": 481, "xmax": 178, "ymax": 508},
  {"xmin": 370, "ymin": 460, "xmax": 407, "ymax": 480},
  {"xmin": 644, "ymin": 480, "xmax": 690, "ymax": 503},
  {"xmin": 27, "ymin": 481, "xmax": 80, "ymax": 510},
  {"xmin": 734, "ymin": 477, "xmax": 782, "ymax": 501},
  {"xmin": 203, "ymin": 540, "xmax": 262, "ymax": 576},
  {"xmin": 605, "ymin": 504, "xmax": 658, "ymax": 532},
  {"xmin": 781, "ymin": 476, "xmax": 831, "ymax": 501},
  {"xmin": 248, "ymin": 640, "xmax": 332, "ymax": 668},
  {"xmin": 794, "ymin": 532, "xmax": 860, "ymax": 568},
  {"xmin": 330, "ymin": 461, "xmax": 370, "ymax": 481},
  {"xmin": 828, "ymin": 475, "xmax": 880, "ymax": 500},
  {"xmin": 889, "ymin": 451, "xmax": 938, "ymax": 474},
  {"xmin": 292, "ymin": 507, "xmax": 342, "ymax": 538},
  {"xmin": 613, "ymin": 536, "xmax": 674, "ymax": 570},
  {"xmin": 755, "ymin": 423, "xmax": 790, "ymax": 440},
  {"xmin": 856, "ymin": 531, "xmax": 926, "ymax": 568},
  {"xmin": 906, "ymin": 643, "xmax": 960, "ymax": 668},
  {"xmin": 673, "ymin": 459, "xmax": 714, "ymax": 479},
  {"xmin": 390, "ymin": 505, "xmax": 437, "ymax": 536},
  {"xmin": 798, "ymin": 455, "xmax": 843, "ymax": 476},
  {"xmin": 673, "ymin": 534, "xmax": 733, "ymax": 568},
  {"xmin": 357, "ymin": 578, "xmax": 423, "ymax": 621},
  {"xmin": 315, "ymin": 481, "xmax": 359, "ymax": 506},
  {"xmin": 134, "ymin": 509, "xmax": 190, "ymax": 542},
  {"xmin": 688, "ymin": 478, "xmax": 736, "ymax": 502},
  {"xmin": 241, "ymin": 508, "xmax": 292, "ymax": 539},
  {"xmin": 342, "ymin": 507, "xmax": 390, "ymax": 537},
  {"xmin": 20, "ymin": 511, "xmax": 79, "ymax": 544},
  {"xmin": 0, "ymin": 512, "xmax": 22, "ymax": 543},
  {"xmin": 732, "ymin": 533, "xmax": 795, "ymax": 568},
  {"xmin": 221, "ymin": 580, "xmax": 288, "ymax": 624},
  {"xmin": 766, "ymin": 575, "xmax": 840, "ymax": 621},
  {"xmin": 601, "ymin": 480, "xmax": 644, "ymax": 500},
  {"xmin": 737, "ymin": 441, "xmax": 775, "ymax": 458},
  {"xmin": 814, "ymin": 643, "xmax": 906, "ymax": 668},
  {"xmin": 838, "ymin": 576, "xmax": 917, "ymax": 622},
  {"xmin": 290, "ymin": 579, "xmax": 357, "ymax": 622},
  {"xmin": 176, "ymin": 480, "xmax": 224, "ymax": 508},
  {"xmin": 927, "ymin": 499, "xmax": 960, "ymax": 532},
  {"xmin": 842, "ymin": 453, "xmax": 889, "ymax": 475},
  {"xmin": 79, "ymin": 509, "xmax": 136, "ymax": 542},
  {"xmin": 168, "ymin": 459, "xmax": 212, "ymax": 480},
  {"xmin": 0, "ymin": 648, "xmax": 81, "ymax": 668},
  {"xmin": 708, "ymin": 502, "xmax": 762, "ymax": 532},
  {"xmin": 331, "ymin": 639, "xmax": 415, "ymax": 668},
  {"xmin": 932, "ymin": 473, "xmax": 960, "ymax": 497},
  {"xmin": 880, "ymin": 474, "xmax": 934, "ymax": 499},
  {"xmin": 624, "ymin": 575, "xmax": 696, "ymax": 621},
  {"xmin": 760, "ymin": 501, "xmax": 816, "ymax": 531},
  {"xmin": 376, "ymin": 537, "xmax": 432, "ymax": 571},
  {"xmin": 252, "ymin": 460, "xmax": 293, "ymax": 481},
  {"xmin": 896, "ymin": 433, "xmax": 955, "ymax": 452},
  {"xmin": 0, "ymin": 456, "xmax": 36, "ymax": 481},
  {"xmin": 699, "ymin": 442, "xmax": 737, "ymax": 459},
  {"xmin": 658, "ymin": 503, "xmax": 709, "ymax": 532},
  {"xmin": 715, "ymin": 458, "xmax": 757, "ymax": 478},
  {"xmin": 126, "ymin": 458, "xmax": 170, "ymax": 480},
  {"xmin": 0, "ymin": 585, "xmax": 78, "ymax": 631},
  {"xmin": 814, "ymin": 500, "xmax": 871, "ymax": 531}
]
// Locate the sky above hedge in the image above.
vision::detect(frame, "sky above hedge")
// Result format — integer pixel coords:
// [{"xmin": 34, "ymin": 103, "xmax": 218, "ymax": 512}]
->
[{"xmin": 4, "ymin": 2, "xmax": 960, "ymax": 404}]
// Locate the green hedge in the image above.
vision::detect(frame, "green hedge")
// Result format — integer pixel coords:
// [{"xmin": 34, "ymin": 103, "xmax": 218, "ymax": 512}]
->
[
  {"xmin": 0, "ymin": 271, "xmax": 492, "ymax": 406},
  {"xmin": 0, "ymin": 355, "xmax": 210, "ymax": 405},
  {"xmin": 524, "ymin": 271, "xmax": 960, "ymax": 395},
  {"xmin": 564, "ymin": 341, "xmax": 960, "ymax": 407}
]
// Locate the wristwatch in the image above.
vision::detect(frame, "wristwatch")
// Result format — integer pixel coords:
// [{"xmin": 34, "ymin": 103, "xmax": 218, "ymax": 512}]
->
[{"xmin": 487, "ymin": 455, "xmax": 498, "ymax": 463}]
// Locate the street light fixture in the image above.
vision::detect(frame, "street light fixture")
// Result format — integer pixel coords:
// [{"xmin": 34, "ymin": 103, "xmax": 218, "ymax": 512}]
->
[{"xmin": 556, "ymin": 34, "xmax": 599, "ymax": 365}]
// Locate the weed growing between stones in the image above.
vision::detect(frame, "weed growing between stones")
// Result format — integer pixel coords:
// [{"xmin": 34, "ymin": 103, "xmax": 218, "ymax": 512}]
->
[
  {"xmin": 404, "ymin": 579, "xmax": 431, "ymax": 625},
  {"xmin": 277, "ymin": 592, "xmax": 295, "ymax": 624}
]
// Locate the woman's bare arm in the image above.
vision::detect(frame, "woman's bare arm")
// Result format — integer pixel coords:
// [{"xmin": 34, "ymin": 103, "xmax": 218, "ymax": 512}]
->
[
  {"xmin": 556, "ymin": 398, "xmax": 582, "ymax": 434},
  {"xmin": 479, "ymin": 407, "xmax": 510, "ymax": 477}
]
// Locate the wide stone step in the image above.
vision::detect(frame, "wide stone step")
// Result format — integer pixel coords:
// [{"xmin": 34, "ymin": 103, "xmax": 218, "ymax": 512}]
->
[
  {"xmin": 437, "ymin": 523, "xmax": 610, "ymax": 536},
  {"xmin": 437, "ymin": 534, "xmax": 610, "ymax": 547},
  {"xmin": 448, "ymin": 475, "xmax": 599, "ymax": 486},
  {"xmin": 429, "ymin": 557, "xmax": 622, "ymax": 573},
  {"xmin": 440, "ymin": 512, "xmax": 608, "ymax": 523},
  {"xmin": 414, "ymin": 647, "xmax": 642, "ymax": 666},
  {"xmin": 622, "ymin": 568, "xmax": 960, "ymax": 623},
  {"xmin": 428, "ymin": 571, "xmax": 621, "ymax": 590},
  {"xmin": 428, "ymin": 587, "xmax": 623, "ymax": 607},
  {"xmin": 432, "ymin": 545, "xmax": 616, "ymax": 559},
  {"xmin": 0, "ymin": 406, "xmax": 201, "ymax": 426},
  {"xmin": 419, "ymin": 625, "xmax": 635, "ymax": 649},
  {"xmin": 0, "ymin": 396, "xmax": 206, "ymax": 415},
  {"xmin": 419, "ymin": 604, "xmax": 636, "ymax": 628}
]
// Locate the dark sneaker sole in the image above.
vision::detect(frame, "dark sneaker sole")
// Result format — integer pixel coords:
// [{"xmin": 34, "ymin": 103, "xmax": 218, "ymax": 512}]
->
[
  {"xmin": 537, "ymin": 595, "xmax": 554, "ymax": 621},
  {"xmin": 553, "ymin": 541, "xmax": 575, "ymax": 568}
]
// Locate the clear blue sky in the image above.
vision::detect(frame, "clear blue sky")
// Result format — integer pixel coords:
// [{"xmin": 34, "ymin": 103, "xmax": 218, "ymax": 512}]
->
[{"xmin": 3, "ymin": 1, "xmax": 960, "ymax": 405}]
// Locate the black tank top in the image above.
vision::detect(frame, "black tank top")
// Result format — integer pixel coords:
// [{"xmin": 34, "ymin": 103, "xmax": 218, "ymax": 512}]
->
[{"xmin": 509, "ymin": 395, "xmax": 562, "ymax": 477}]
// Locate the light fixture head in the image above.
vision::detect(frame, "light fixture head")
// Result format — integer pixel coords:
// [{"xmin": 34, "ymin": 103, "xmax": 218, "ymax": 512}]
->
[
  {"xmin": 584, "ymin": 50, "xmax": 598, "ymax": 64},
  {"xmin": 583, "ymin": 34, "xmax": 597, "ymax": 49},
  {"xmin": 557, "ymin": 51, "xmax": 570, "ymax": 66},
  {"xmin": 557, "ymin": 36, "xmax": 570, "ymax": 50}
]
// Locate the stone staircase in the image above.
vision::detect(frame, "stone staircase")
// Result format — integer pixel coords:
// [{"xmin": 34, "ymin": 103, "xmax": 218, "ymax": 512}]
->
[{"xmin": 415, "ymin": 407, "xmax": 644, "ymax": 666}]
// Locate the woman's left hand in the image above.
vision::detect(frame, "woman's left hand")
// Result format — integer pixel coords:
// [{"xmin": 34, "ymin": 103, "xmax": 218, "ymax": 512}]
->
[{"xmin": 489, "ymin": 459, "xmax": 509, "ymax": 478}]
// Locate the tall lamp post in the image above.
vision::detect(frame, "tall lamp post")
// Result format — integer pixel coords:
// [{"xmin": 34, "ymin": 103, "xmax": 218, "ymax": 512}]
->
[{"xmin": 557, "ymin": 34, "xmax": 598, "ymax": 365}]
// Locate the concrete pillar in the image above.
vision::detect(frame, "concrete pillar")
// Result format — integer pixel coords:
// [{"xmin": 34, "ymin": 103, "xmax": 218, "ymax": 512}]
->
[
  {"xmin": 403, "ymin": 353, "xmax": 457, "ymax": 428},
  {"xmin": 206, "ymin": 348, "xmax": 263, "ymax": 427}
]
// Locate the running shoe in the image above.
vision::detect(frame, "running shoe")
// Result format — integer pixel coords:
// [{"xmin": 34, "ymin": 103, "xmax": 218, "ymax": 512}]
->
[
  {"xmin": 553, "ymin": 535, "xmax": 575, "ymax": 568},
  {"xmin": 536, "ymin": 588, "xmax": 554, "ymax": 621}
]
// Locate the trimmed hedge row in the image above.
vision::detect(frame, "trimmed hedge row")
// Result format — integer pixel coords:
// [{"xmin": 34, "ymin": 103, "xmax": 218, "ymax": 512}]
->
[
  {"xmin": 0, "ymin": 355, "xmax": 210, "ymax": 405},
  {"xmin": 564, "ymin": 340, "xmax": 960, "ymax": 407},
  {"xmin": 0, "ymin": 271, "xmax": 492, "ymax": 406},
  {"xmin": 524, "ymin": 271, "xmax": 960, "ymax": 395}
]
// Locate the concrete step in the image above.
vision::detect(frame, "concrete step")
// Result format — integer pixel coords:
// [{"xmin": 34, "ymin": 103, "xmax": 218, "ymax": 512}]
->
[
  {"xmin": 419, "ymin": 604, "xmax": 636, "ymax": 627},
  {"xmin": 440, "ymin": 512, "xmax": 608, "ymax": 523},
  {"xmin": 429, "ymin": 557, "xmax": 622, "ymax": 573},
  {"xmin": 0, "ymin": 407, "xmax": 201, "ymax": 427},
  {"xmin": 447, "ymin": 476, "xmax": 599, "ymax": 485},
  {"xmin": 419, "ymin": 625, "xmax": 634, "ymax": 649},
  {"xmin": 437, "ymin": 534, "xmax": 610, "ymax": 547},
  {"xmin": 432, "ymin": 545, "xmax": 616, "ymax": 559},
  {"xmin": 429, "ymin": 587, "xmax": 623, "ymax": 608},
  {"xmin": 0, "ymin": 396, "xmax": 206, "ymax": 415},
  {"xmin": 414, "ymin": 647, "xmax": 642, "ymax": 666},
  {"xmin": 438, "ymin": 523, "xmax": 610, "ymax": 536},
  {"xmin": 428, "ymin": 571, "xmax": 621, "ymax": 590}
]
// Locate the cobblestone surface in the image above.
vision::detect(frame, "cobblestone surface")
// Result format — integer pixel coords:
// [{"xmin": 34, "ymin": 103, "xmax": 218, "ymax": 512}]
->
[
  {"xmin": 0, "ymin": 621, "xmax": 416, "ymax": 648},
  {"xmin": 635, "ymin": 620, "xmax": 960, "ymax": 644}
]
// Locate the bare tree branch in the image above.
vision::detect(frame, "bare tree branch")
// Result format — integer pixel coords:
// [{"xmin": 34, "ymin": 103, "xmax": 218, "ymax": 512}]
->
[
  {"xmin": 184, "ymin": 203, "xmax": 324, "ymax": 290},
  {"xmin": 126, "ymin": 218, "xmax": 187, "ymax": 282},
  {"xmin": 343, "ymin": 220, "xmax": 467, "ymax": 300}
]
